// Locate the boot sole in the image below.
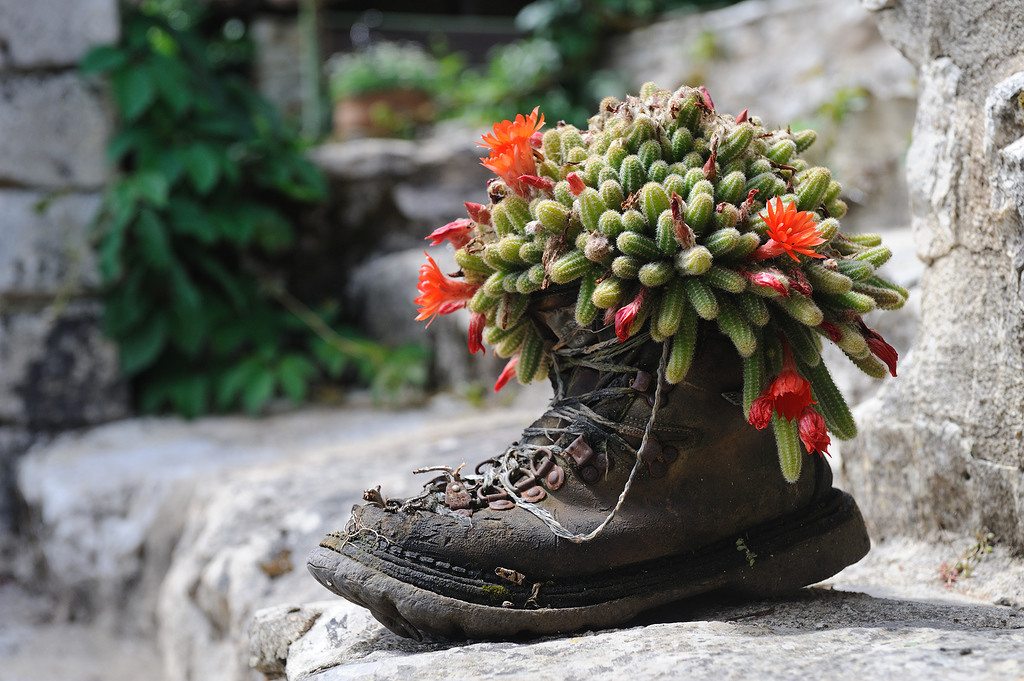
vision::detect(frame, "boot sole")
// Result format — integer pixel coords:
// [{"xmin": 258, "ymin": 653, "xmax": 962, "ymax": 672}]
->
[{"xmin": 307, "ymin": 488, "xmax": 869, "ymax": 641}]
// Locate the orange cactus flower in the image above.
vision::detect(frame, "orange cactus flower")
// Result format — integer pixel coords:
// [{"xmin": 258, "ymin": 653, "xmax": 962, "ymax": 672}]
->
[
  {"xmin": 414, "ymin": 252, "xmax": 479, "ymax": 326},
  {"xmin": 752, "ymin": 197, "xmax": 826, "ymax": 262},
  {"xmin": 479, "ymin": 107, "xmax": 544, "ymax": 196}
]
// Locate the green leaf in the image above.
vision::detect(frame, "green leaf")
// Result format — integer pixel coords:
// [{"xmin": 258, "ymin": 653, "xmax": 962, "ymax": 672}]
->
[
  {"xmin": 120, "ymin": 313, "xmax": 168, "ymax": 376},
  {"xmin": 168, "ymin": 260, "xmax": 202, "ymax": 309},
  {"xmin": 107, "ymin": 129, "xmax": 147, "ymax": 163},
  {"xmin": 313, "ymin": 337, "xmax": 349, "ymax": 378},
  {"xmin": 168, "ymin": 198, "xmax": 214, "ymax": 243},
  {"xmin": 242, "ymin": 366, "xmax": 276, "ymax": 414},
  {"xmin": 183, "ymin": 144, "xmax": 221, "ymax": 194},
  {"xmin": 151, "ymin": 59, "xmax": 193, "ymax": 117},
  {"xmin": 139, "ymin": 379, "xmax": 172, "ymax": 414},
  {"xmin": 215, "ymin": 359, "xmax": 256, "ymax": 410},
  {"xmin": 97, "ymin": 217, "xmax": 127, "ymax": 281},
  {"xmin": 135, "ymin": 208, "xmax": 174, "ymax": 270},
  {"xmin": 113, "ymin": 67, "xmax": 156, "ymax": 121},
  {"xmin": 80, "ymin": 45, "xmax": 128, "ymax": 74},
  {"xmin": 102, "ymin": 270, "xmax": 148, "ymax": 336},
  {"xmin": 107, "ymin": 180, "xmax": 140, "ymax": 236},
  {"xmin": 194, "ymin": 253, "xmax": 249, "ymax": 309},
  {"xmin": 157, "ymin": 149, "xmax": 186, "ymax": 187},
  {"xmin": 277, "ymin": 354, "xmax": 317, "ymax": 402},
  {"xmin": 169, "ymin": 301, "xmax": 207, "ymax": 357},
  {"xmin": 133, "ymin": 171, "xmax": 170, "ymax": 207},
  {"xmin": 170, "ymin": 374, "xmax": 208, "ymax": 418},
  {"xmin": 212, "ymin": 206, "xmax": 254, "ymax": 245},
  {"xmin": 251, "ymin": 207, "xmax": 294, "ymax": 252}
]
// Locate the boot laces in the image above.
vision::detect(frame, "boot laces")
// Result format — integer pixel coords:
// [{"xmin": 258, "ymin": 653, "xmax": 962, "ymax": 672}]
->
[{"xmin": 392, "ymin": 333, "xmax": 670, "ymax": 544}]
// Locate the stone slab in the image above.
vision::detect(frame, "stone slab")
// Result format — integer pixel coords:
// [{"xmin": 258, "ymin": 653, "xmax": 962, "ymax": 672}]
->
[
  {"xmin": 259, "ymin": 588, "xmax": 1023, "ymax": 681},
  {"xmin": 0, "ymin": 73, "xmax": 112, "ymax": 189},
  {"xmin": 0, "ymin": 301, "xmax": 128, "ymax": 428},
  {"xmin": 0, "ymin": 0, "xmax": 119, "ymax": 71},
  {"xmin": 0, "ymin": 582, "xmax": 160, "ymax": 681},
  {"xmin": 155, "ymin": 394, "xmax": 547, "ymax": 681},
  {"xmin": 0, "ymin": 189, "xmax": 102, "ymax": 297}
]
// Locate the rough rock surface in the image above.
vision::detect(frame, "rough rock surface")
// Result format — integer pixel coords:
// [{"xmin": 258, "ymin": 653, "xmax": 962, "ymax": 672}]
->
[
  {"xmin": 0, "ymin": 190, "xmax": 102, "ymax": 296},
  {"xmin": 305, "ymin": 127, "xmax": 491, "ymax": 292},
  {"xmin": 254, "ymin": 587, "xmax": 1024, "ymax": 681},
  {"xmin": 13, "ymin": 386, "xmax": 548, "ymax": 680},
  {"xmin": 0, "ymin": 301, "xmax": 128, "ymax": 429},
  {"xmin": 306, "ymin": 131, "xmax": 501, "ymax": 390},
  {"xmin": 843, "ymin": 0, "xmax": 1024, "ymax": 547},
  {"xmin": 0, "ymin": 73, "xmax": 113, "ymax": 189},
  {"xmin": 156, "ymin": 396, "xmax": 543, "ymax": 681},
  {"xmin": 0, "ymin": 0, "xmax": 119, "ymax": 70},
  {"xmin": 347, "ymin": 248, "xmax": 506, "ymax": 388}
]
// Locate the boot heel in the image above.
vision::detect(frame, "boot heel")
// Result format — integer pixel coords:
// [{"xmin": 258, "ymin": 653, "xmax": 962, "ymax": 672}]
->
[{"xmin": 728, "ymin": 489, "xmax": 870, "ymax": 596}]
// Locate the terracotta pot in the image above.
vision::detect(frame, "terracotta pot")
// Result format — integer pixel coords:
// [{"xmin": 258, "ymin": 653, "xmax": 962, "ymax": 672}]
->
[{"xmin": 332, "ymin": 90, "xmax": 434, "ymax": 139}]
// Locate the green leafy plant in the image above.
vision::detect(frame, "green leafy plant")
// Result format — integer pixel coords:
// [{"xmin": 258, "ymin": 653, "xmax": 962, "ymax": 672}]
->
[
  {"xmin": 326, "ymin": 41, "xmax": 440, "ymax": 101},
  {"xmin": 83, "ymin": 1, "xmax": 427, "ymax": 417}
]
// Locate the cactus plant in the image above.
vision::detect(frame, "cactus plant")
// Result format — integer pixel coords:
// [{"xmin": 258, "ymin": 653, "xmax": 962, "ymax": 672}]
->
[{"xmin": 415, "ymin": 86, "xmax": 904, "ymax": 482}]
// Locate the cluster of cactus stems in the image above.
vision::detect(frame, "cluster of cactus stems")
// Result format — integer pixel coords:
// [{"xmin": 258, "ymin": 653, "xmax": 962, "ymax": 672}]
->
[{"xmin": 415, "ymin": 83, "xmax": 905, "ymax": 482}]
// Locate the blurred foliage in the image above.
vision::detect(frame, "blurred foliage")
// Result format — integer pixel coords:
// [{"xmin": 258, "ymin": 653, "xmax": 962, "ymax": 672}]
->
[
  {"xmin": 323, "ymin": 1, "xmax": 736, "ymax": 133},
  {"xmin": 443, "ymin": 0, "xmax": 736, "ymax": 126},
  {"xmin": 326, "ymin": 41, "xmax": 439, "ymax": 100},
  {"xmin": 82, "ymin": 0, "xmax": 428, "ymax": 417}
]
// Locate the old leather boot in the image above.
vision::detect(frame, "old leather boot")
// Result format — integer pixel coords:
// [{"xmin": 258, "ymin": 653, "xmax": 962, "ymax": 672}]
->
[{"xmin": 307, "ymin": 294, "xmax": 870, "ymax": 641}]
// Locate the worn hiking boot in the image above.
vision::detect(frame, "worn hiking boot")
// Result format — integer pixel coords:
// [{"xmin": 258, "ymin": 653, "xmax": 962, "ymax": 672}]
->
[{"xmin": 307, "ymin": 296, "xmax": 870, "ymax": 641}]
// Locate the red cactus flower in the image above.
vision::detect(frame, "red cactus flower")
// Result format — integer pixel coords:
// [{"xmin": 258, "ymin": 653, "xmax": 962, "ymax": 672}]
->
[
  {"xmin": 414, "ymin": 252, "xmax": 479, "ymax": 326},
  {"xmin": 425, "ymin": 218, "xmax": 474, "ymax": 249},
  {"xmin": 494, "ymin": 355, "xmax": 519, "ymax": 392},
  {"xmin": 743, "ymin": 269, "xmax": 790, "ymax": 297},
  {"xmin": 819, "ymin": 321, "xmax": 843, "ymax": 344},
  {"xmin": 518, "ymin": 174, "xmax": 556, "ymax": 192},
  {"xmin": 479, "ymin": 108, "xmax": 545, "ymax": 196},
  {"xmin": 752, "ymin": 198, "xmax": 826, "ymax": 262},
  {"xmin": 464, "ymin": 201, "xmax": 491, "ymax": 225},
  {"xmin": 697, "ymin": 86, "xmax": 715, "ymax": 111},
  {"xmin": 767, "ymin": 366, "xmax": 816, "ymax": 421},
  {"xmin": 748, "ymin": 394, "xmax": 775, "ymax": 430},
  {"xmin": 747, "ymin": 341, "xmax": 816, "ymax": 426},
  {"xmin": 857, "ymin": 320, "xmax": 898, "ymax": 377},
  {"xmin": 468, "ymin": 311, "xmax": 486, "ymax": 355},
  {"xmin": 797, "ymin": 406, "xmax": 831, "ymax": 457},
  {"xmin": 614, "ymin": 288, "xmax": 647, "ymax": 342},
  {"xmin": 566, "ymin": 172, "xmax": 586, "ymax": 196}
]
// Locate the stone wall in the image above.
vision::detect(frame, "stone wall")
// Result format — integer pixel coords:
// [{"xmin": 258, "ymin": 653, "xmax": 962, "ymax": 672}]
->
[
  {"xmin": 306, "ymin": 129, "xmax": 507, "ymax": 388},
  {"xmin": 842, "ymin": 0, "xmax": 1024, "ymax": 550},
  {"xmin": 0, "ymin": 1, "xmax": 129, "ymax": 542}
]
